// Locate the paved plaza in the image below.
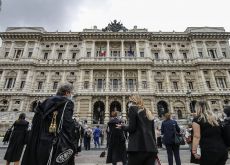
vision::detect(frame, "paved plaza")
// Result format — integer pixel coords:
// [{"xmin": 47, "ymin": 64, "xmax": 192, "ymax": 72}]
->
[{"xmin": 0, "ymin": 144, "xmax": 229, "ymax": 165}]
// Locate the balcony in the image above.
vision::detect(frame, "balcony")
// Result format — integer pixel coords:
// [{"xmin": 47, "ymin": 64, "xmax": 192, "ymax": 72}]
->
[
  {"xmin": 154, "ymin": 75, "xmax": 165, "ymax": 80},
  {"xmin": 169, "ymin": 74, "xmax": 180, "ymax": 80}
]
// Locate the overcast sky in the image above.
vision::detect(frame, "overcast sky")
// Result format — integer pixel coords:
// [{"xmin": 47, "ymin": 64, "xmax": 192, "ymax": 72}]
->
[{"xmin": 0, "ymin": 0, "xmax": 230, "ymax": 32}]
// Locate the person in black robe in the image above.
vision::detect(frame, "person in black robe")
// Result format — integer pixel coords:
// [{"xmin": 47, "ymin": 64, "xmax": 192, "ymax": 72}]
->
[
  {"xmin": 4, "ymin": 113, "xmax": 29, "ymax": 165},
  {"xmin": 106, "ymin": 111, "xmax": 127, "ymax": 165},
  {"xmin": 21, "ymin": 83, "xmax": 76, "ymax": 165}
]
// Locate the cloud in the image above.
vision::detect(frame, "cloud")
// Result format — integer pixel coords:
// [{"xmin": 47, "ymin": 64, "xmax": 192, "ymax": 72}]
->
[{"xmin": 0, "ymin": 0, "xmax": 84, "ymax": 31}]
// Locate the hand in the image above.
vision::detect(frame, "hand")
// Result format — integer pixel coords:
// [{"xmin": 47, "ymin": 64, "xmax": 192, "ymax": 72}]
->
[{"xmin": 192, "ymin": 150, "xmax": 201, "ymax": 159}]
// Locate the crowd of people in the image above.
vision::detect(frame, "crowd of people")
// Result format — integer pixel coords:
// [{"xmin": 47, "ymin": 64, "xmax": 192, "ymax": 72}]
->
[{"xmin": 2, "ymin": 83, "xmax": 230, "ymax": 165}]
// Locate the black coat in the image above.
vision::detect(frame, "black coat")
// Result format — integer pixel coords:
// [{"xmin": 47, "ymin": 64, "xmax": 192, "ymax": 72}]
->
[
  {"xmin": 4, "ymin": 119, "xmax": 29, "ymax": 162},
  {"xmin": 106, "ymin": 117, "xmax": 127, "ymax": 163},
  {"xmin": 21, "ymin": 96, "xmax": 75, "ymax": 165},
  {"xmin": 161, "ymin": 119, "xmax": 180, "ymax": 145},
  {"xmin": 123, "ymin": 105, "xmax": 158, "ymax": 153}
]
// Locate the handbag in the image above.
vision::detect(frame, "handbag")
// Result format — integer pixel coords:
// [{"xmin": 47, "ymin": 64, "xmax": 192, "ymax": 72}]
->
[
  {"xmin": 174, "ymin": 125, "xmax": 185, "ymax": 145},
  {"xmin": 47, "ymin": 101, "xmax": 75, "ymax": 165}
]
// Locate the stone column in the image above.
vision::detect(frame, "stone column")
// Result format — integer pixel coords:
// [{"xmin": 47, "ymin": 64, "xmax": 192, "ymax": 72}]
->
[
  {"xmin": 33, "ymin": 42, "xmax": 40, "ymax": 59},
  {"xmin": 145, "ymin": 40, "xmax": 150, "ymax": 58},
  {"xmin": 78, "ymin": 70, "xmax": 83, "ymax": 91},
  {"xmin": 0, "ymin": 41, "xmax": 6, "ymax": 58},
  {"xmin": 89, "ymin": 70, "xmax": 94, "ymax": 90},
  {"xmin": 61, "ymin": 71, "xmax": 66, "ymax": 83},
  {"xmin": 199, "ymin": 70, "xmax": 208, "ymax": 92},
  {"xmin": 19, "ymin": 100, "xmax": 24, "ymax": 111},
  {"xmin": 0, "ymin": 70, "xmax": 6, "ymax": 90},
  {"xmin": 9, "ymin": 41, "xmax": 15, "ymax": 59},
  {"xmin": 91, "ymin": 41, "xmax": 95, "ymax": 57},
  {"xmin": 81, "ymin": 41, "xmax": 86, "ymax": 58},
  {"xmin": 170, "ymin": 99, "xmax": 174, "ymax": 113},
  {"xmin": 45, "ymin": 71, "xmax": 51, "ymax": 92},
  {"xmin": 122, "ymin": 96, "xmax": 126, "ymax": 118},
  {"xmin": 106, "ymin": 69, "xmax": 109, "ymax": 91},
  {"xmin": 122, "ymin": 69, "xmax": 125, "ymax": 91},
  {"xmin": 50, "ymin": 43, "xmax": 56, "ymax": 59},
  {"xmin": 219, "ymin": 100, "xmax": 223, "ymax": 110},
  {"xmin": 64, "ymin": 43, "xmax": 70, "ymax": 59},
  {"xmin": 210, "ymin": 70, "xmax": 218, "ymax": 91},
  {"xmin": 7, "ymin": 100, "xmax": 13, "ymax": 111},
  {"xmin": 121, "ymin": 40, "xmax": 124, "ymax": 58},
  {"xmin": 22, "ymin": 41, "xmax": 28, "ymax": 59},
  {"xmin": 202, "ymin": 41, "xmax": 209, "ymax": 58},
  {"xmin": 191, "ymin": 41, "xmax": 199, "ymax": 58},
  {"xmin": 225, "ymin": 70, "xmax": 230, "ymax": 88},
  {"xmin": 87, "ymin": 97, "xmax": 92, "ymax": 124},
  {"xmin": 186, "ymin": 98, "xmax": 191, "ymax": 114},
  {"xmin": 14, "ymin": 70, "xmax": 22, "ymax": 91},
  {"xmin": 138, "ymin": 70, "xmax": 142, "ymax": 91},
  {"xmin": 76, "ymin": 97, "xmax": 81, "ymax": 116},
  {"xmin": 165, "ymin": 71, "xmax": 171, "ymax": 92},
  {"xmin": 226, "ymin": 42, "xmax": 230, "ymax": 58},
  {"xmin": 148, "ymin": 70, "xmax": 153, "ymax": 90},
  {"xmin": 180, "ymin": 71, "xmax": 187, "ymax": 92},
  {"xmin": 106, "ymin": 40, "xmax": 110, "ymax": 57},
  {"xmin": 175, "ymin": 43, "xmax": 180, "ymax": 59},
  {"xmin": 136, "ymin": 41, "xmax": 140, "ymax": 57},
  {"xmin": 161, "ymin": 42, "xmax": 166, "ymax": 59},
  {"xmin": 105, "ymin": 96, "xmax": 109, "ymax": 122},
  {"xmin": 24, "ymin": 70, "xmax": 33, "ymax": 92},
  {"xmin": 151, "ymin": 99, "xmax": 155, "ymax": 113},
  {"xmin": 217, "ymin": 41, "xmax": 223, "ymax": 58}
]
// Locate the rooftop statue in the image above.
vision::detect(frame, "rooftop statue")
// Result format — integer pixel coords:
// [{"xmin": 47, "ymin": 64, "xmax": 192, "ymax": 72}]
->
[{"xmin": 102, "ymin": 20, "xmax": 128, "ymax": 32}]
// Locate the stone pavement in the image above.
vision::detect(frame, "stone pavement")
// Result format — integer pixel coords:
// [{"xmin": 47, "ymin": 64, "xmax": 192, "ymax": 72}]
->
[{"xmin": 0, "ymin": 143, "xmax": 229, "ymax": 164}]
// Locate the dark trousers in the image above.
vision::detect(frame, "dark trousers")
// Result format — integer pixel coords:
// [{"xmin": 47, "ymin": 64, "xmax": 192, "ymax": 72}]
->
[
  {"xmin": 200, "ymin": 150, "xmax": 228, "ymax": 165},
  {"xmin": 128, "ymin": 152, "xmax": 156, "ymax": 165},
  {"xmin": 85, "ymin": 138, "xmax": 91, "ymax": 150},
  {"xmin": 165, "ymin": 144, "xmax": 181, "ymax": 165}
]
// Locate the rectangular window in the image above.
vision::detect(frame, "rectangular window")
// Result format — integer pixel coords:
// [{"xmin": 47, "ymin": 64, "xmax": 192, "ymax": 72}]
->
[
  {"xmin": 28, "ymin": 52, "xmax": 33, "ymax": 58},
  {"xmin": 158, "ymin": 82, "xmax": 162, "ymax": 89},
  {"xmin": 58, "ymin": 53, "xmax": 62, "ymax": 60},
  {"xmin": 55, "ymin": 72, "xmax": 59, "ymax": 76},
  {"xmin": 20, "ymin": 81, "xmax": 25, "ymax": 89},
  {"xmin": 206, "ymin": 81, "xmax": 211, "ymax": 89},
  {"xmin": 208, "ymin": 49, "xmax": 217, "ymax": 59},
  {"xmin": 44, "ymin": 53, "xmax": 48, "ymax": 59},
  {"xmin": 15, "ymin": 101, "xmax": 20, "ymax": 104},
  {"xmin": 5, "ymin": 52, "xmax": 9, "ymax": 58},
  {"xmin": 188, "ymin": 81, "xmax": 193, "ymax": 90},
  {"xmin": 173, "ymin": 81, "xmax": 178, "ymax": 90},
  {"xmin": 198, "ymin": 52, "xmax": 203, "ymax": 58},
  {"xmin": 112, "ymin": 79, "xmax": 118, "ymax": 89},
  {"xmin": 86, "ymin": 52, "xmax": 91, "ymax": 58},
  {"xmin": 140, "ymin": 52, "xmax": 144, "ymax": 57},
  {"xmin": 84, "ymin": 81, "xmax": 89, "ymax": 89},
  {"xmin": 222, "ymin": 52, "xmax": 226, "ymax": 58},
  {"xmin": 169, "ymin": 53, "xmax": 173, "ymax": 60},
  {"xmin": 72, "ymin": 53, "xmax": 76, "ymax": 59},
  {"xmin": 15, "ymin": 50, "xmax": 23, "ymax": 59},
  {"xmin": 154, "ymin": 53, "xmax": 159, "ymax": 60},
  {"xmin": 97, "ymin": 79, "xmax": 103, "ymax": 89},
  {"xmin": 128, "ymin": 79, "xmax": 134, "ymax": 89},
  {"xmin": 70, "ymin": 72, "xmax": 74, "ymax": 76},
  {"xmin": 53, "ymin": 82, "xmax": 58, "ymax": 90},
  {"xmin": 6, "ymin": 78, "xmax": 14, "ymax": 89},
  {"xmin": 38, "ymin": 81, "xmax": 43, "ymax": 90},
  {"xmin": 216, "ymin": 78, "xmax": 227, "ymax": 89},
  {"xmin": 183, "ymin": 53, "xmax": 187, "ymax": 59},
  {"xmin": 142, "ymin": 81, "xmax": 147, "ymax": 89}
]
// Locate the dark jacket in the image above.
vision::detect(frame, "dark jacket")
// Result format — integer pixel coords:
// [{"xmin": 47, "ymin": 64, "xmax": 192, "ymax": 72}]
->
[
  {"xmin": 161, "ymin": 119, "xmax": 180, "ymax": 145},
  {"xmin": 22, "ymin": 96, "xmax": 75, "ymax": 165},
  {"xmin": 4, "ymin": 119, "xmax": 29, "ymax": 162},
  {"xmin": 123, "ymin": 105, "xmax": 158, "ymax": 153},
  {"xmin": 106, "ymin": 117, "xmax": 127, "ymax": 163}
]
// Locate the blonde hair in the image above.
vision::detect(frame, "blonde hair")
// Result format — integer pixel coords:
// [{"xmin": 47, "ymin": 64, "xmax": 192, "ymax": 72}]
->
[
  {"xmin": 129, "ymin": 94, "xmax": 154, "ymax": 121},
  {"xmin": 195, "ymin": 101, "xmax": 219, "ymax": 126},
  {"xmin": 164, "ymin": 112, "xmax": 171, "ymax": 120}
]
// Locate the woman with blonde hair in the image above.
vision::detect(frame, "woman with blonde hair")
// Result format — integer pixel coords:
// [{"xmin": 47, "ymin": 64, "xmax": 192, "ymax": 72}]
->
[
  {"xmin": 117, "ymin": 94, "xmax": 158, "ymax": 165},
  {"xmin": 192, "ymin": 101, "xmax": 228, "ymax": 165}
]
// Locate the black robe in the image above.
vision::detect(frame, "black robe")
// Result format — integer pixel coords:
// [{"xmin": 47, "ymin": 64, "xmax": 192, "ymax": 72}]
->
[
  {"xmin": 4, "ymin": 119, "xmax": 29, "ymax": 162},
  {"xmin": 21, "ymin": 96, "xmax": 76, "ymax": 165},
  {"xmin": 106, "ymin": 117, "xmax": 127, "ymax": 164}
]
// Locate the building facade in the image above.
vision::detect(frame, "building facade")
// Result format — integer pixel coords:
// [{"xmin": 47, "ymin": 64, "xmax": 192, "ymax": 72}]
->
[{"xmin": 0, "ymin": 21, "xmax": 230, "ymax": 126}]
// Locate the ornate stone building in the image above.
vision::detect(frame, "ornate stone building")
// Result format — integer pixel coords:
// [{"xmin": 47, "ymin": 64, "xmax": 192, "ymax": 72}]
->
[{"xmin": 0, "ymin": 21, "xmax": 230, "ymax": 126}]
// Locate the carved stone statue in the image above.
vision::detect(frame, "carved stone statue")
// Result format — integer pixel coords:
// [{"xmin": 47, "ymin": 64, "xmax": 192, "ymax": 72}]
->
[{"xmin": 102, "ymin": 20, "xmax": 128, "ymax": 32}]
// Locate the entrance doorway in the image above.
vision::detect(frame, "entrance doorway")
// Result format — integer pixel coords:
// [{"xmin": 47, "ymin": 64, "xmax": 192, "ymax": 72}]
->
[
  {"xmin": 157, "ymin": 101, "xmax": 169, "ymax": 117},
  {"xmin": 110, "ymin": 101, "xmax": 121, "ymax": 116},
  {"xmin": 93, "ymin": 101, "xmax": 105, "ymax": 124}
]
